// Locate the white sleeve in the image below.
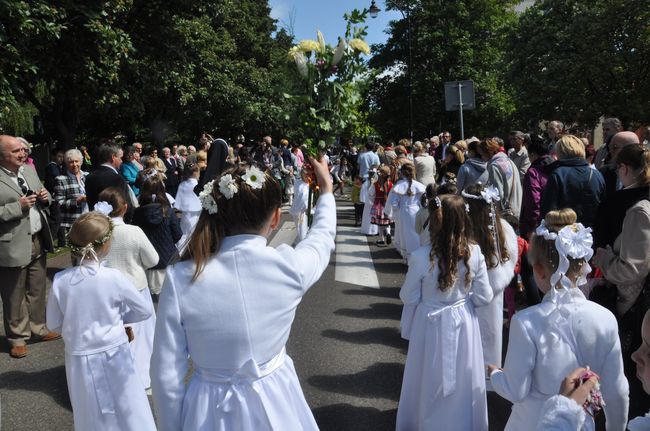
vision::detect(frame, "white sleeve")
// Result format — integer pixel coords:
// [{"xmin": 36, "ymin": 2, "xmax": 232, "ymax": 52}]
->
[
  {"xmin": 119, "ymin": 273, "xmax": 153, "ymax": 324},
  {"xmin": 490, "ymin": 315, "xmax": 536, "ymax": 401},
  {"xmin": 45, "ymin": 280, "xmax": 63, "ymax": 334},
  {"xmin": 598, "ymin": 333, "xmax": 629, "ymax": 431},
  {"xmin": 470, "ymin": 250, "xmax": 493, "ymax": 307},
  {"xmin": 151, "ymin": 269, "xmax": 189, "ymax": 431},
  {"xmin": 289, "ymin": 192, "xmax": 336, "ymax": 290},
  {"xmin": 535, "ymin": 395, "xmax": 586, "ymax": 431},
  {"xmin": 399, "ymin": 252, "xmax": 425, "ymax": 339}
]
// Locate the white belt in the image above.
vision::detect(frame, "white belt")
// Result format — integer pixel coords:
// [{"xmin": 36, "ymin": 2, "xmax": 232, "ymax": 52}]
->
[
  {"xmin": 425, "ymin": 298, "xmax": 470, "ymax": 397},
  {"xmin": 196, "ymin": 348, "xmax": 286, "ymax": 417}
]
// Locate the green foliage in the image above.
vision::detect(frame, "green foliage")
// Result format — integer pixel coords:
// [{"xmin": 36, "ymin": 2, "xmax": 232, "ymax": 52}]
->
[
  {"xmin": 369, "ymin": 0, "xmax": 519, "ymax": 140},
  {"xmin": 508, "ymin": 0, "xmax": 650, "ymax": 128},
  {"xmin": 285, "ymin": 9, "xmax": 375, "ymax": 156}
]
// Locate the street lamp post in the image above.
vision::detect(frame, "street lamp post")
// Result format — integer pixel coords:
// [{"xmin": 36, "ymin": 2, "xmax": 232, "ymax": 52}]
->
[{"xmin": 370, "ymin": 1, "xmax": 413, "ymax": 143}]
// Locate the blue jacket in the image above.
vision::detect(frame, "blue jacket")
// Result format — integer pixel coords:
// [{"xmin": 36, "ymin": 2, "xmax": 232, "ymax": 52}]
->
[
  {"xmin": 133, "ymin": 203, "xmax": 182, "ymax": 269},
  {"xmin": 540, "ymin": 158, "xmax": 604, "ymax": 228},
  {"xmin": 120, "ymin": 162, "xmax": 140, "ymax": 196}
]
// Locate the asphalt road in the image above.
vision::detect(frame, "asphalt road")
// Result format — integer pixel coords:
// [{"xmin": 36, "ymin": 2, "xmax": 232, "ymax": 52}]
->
[{"xmin": 0, "ymin": 197, "xmax": 515, "ymax": 430}]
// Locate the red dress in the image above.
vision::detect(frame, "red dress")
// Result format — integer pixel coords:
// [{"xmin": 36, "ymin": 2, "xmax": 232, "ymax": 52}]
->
[{"xmin": 371, "ymin": 180, "xmax": 393, "ymax": 226}]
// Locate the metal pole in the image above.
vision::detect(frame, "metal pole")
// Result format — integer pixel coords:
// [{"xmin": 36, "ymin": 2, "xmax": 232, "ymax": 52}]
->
[
  {"xmin": 457, "ymin": 82, "xmax": 465, "ymax": 140},
  {"xmin": 407, "ymin": 2, "xmax": 413, "ymax": 143}
]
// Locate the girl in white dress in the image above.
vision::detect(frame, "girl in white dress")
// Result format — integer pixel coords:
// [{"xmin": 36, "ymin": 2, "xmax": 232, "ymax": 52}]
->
[
  {"xmin": 289, "ymin": 169, "xmax": 311, "ymax": 244},
  {"xmin": 389, "ymin": 163, "xmax": 426, "ymax": 260},
  {"xmin": 397, "ymin": 194, "xmax": 493, "ymax": 431},
  {"xmin": 463, "ymin": 183, "xmax": 518, "ymax": 369},
  {"xmin": 488, "ymin": 209, "xmax": 629, "ymax": 431},
  {"xmin": 360, "ymin": 169, "xmax": 379, "ymax": 236},
  {"xmin": 46, "ymin": 212, "xmax": 156, "ymax": 431},
  {"xmin": 173, "ymin": 162, "xmax": 202, "ymax": 247},
  {"xmin": 98, "ymin": 189, "xmax": 159, "ymax": 391},
  {"xmin": 151, "ymin": 158, "xmax": 336, "ymax": 431},
  {"xmin": 536, "ymin": 308, "xmax": 650, "ymax": 430}
]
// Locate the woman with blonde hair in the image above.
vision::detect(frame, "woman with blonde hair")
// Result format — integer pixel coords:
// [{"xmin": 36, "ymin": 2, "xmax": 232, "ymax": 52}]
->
[
  {"xmin": 488, "ymin": 208, "xmax": 628, "ymax": 431},
  {"xmin": 540, "ymin": 135, "xmax": 604, "ymax": 228}
]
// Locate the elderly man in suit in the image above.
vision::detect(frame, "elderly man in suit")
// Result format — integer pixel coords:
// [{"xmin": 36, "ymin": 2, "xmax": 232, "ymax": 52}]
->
[{"xmin": 0, "ymin": 135, "xmax": 60, "ymax": 358}]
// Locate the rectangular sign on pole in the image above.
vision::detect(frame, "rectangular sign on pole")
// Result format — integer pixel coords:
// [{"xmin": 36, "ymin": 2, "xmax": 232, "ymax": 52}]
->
[
  {"xmin": 444, "ymin": 80, "xmax": 475, "ymax": 111},
  {"xmin": 444, "ymin": 80, "xmax": 475, "ymax": 140}
]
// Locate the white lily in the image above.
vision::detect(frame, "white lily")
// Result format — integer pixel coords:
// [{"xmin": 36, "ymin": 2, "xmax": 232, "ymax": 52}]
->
[{"xmin": 332, "ymin": 38, "xmax": 346, "ymax": 66}]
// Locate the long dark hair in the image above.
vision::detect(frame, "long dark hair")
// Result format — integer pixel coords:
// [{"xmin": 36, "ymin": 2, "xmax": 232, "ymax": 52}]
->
[
  {"xmin": 429, "ymin": 195, "xmax": 472, "ymax": 291},
  {"xmin": 463, "ymin": 183, "xmax": 510, "ymax": 268},
  {"xmin": 181, "ymin": 163, "xmax": 282, "ymax": 281}
]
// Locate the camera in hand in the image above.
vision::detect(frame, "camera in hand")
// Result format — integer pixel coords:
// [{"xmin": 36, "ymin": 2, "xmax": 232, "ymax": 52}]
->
[{"xmin": 25, "ymin": 190, "xmax": 35, "ymax": 197}]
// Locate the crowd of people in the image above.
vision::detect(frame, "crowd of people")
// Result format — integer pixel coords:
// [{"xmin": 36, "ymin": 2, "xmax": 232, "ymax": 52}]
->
[{"xmin": 0, "ymin": 118, "xmax": 649, "ymax": 430}]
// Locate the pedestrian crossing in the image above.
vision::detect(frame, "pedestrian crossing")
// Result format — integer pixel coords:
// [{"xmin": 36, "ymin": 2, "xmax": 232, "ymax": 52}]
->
[{"xmin": 272, "ymin": 201, "xmax": 381, "ymax": 289}]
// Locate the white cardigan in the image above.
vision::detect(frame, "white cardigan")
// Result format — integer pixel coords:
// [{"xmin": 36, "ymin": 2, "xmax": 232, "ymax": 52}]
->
[
  {"xmin": 104, "ymin": 218, "xmax": 159, "ymax": 291},
  {"xmin": 151, "ymin": 193, "xmax": 336, "ymax": 431}
]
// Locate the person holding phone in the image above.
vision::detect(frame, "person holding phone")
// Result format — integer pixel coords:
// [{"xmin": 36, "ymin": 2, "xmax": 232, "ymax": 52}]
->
[{"xmin": 0, "ymin": 135, "xmax": 60, "ymax": 359}]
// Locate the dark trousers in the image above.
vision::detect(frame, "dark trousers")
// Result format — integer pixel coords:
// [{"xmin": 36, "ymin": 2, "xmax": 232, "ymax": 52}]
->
[
  {"xmin": 0, "ymin": 235, "xmax": 48, "ymax": 346},
  {"xmin": 354, "ymin": 203, "xmax": 364, "ymax": 226}
]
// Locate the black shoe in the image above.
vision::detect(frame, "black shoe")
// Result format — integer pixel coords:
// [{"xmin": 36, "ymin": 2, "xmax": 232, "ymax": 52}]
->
[
  {"xmin": 376, "ymin": 240, "xmax": 387, "ymax": 247},
  {"xmin": 386, "ymin": 233, "xmax": 392, "ymax": 245}
]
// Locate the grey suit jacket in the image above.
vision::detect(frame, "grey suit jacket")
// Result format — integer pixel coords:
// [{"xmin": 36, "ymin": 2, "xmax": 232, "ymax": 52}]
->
[{"xmin": 0, "ymin": 166, "xmax": 54, "ymax": 267}]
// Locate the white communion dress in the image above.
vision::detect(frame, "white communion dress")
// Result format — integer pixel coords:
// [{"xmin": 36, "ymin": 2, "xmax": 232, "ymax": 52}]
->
[
  {"xmin": 475, "ymin": 218, "xmax": 518, "ymax": 369},
  {"xmin": 389, "ymin": 178, "xmax": 426, "ymax": 259},
  {"xmin": 151, "ymin": 193, "xmax": 336, "ymax": 431},
  {"xmin": 397, "ymin": 244, "xmax": 493, "ymax": 431},
  {"xmin": 46, "ymin": 262, "xmax": 156, "ymax": 431},
  {"xmin": 360, "ymin": 178, "xmax": 378, "ymax": 235},
  {"xmin": 173, "ymin": 177, "xmax": 202, "ymax": 247},
  {"xmin": 491, "ymin": 288, "xmax": 629, "ymax": 431},
  {"xmin": 289, "ymin": 179, "xmax": 310, "ymax": 243}
]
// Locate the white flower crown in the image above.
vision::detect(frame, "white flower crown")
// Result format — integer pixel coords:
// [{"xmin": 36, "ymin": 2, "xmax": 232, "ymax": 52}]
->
[{"xmin": 199, "ymin": 166, "xmax": 267, "ymax": 214}]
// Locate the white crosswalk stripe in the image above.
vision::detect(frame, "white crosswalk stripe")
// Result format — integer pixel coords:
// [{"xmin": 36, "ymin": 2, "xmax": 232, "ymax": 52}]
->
[{"xmin": 334, "ymin": 224, "xmax": 380, "ymax": 289}]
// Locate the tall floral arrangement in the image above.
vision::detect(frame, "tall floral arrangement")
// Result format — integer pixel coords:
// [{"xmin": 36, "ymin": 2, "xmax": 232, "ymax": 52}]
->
[{"xmin": 286, "ymin": 9, "xmax": 373, "ymax": 158}]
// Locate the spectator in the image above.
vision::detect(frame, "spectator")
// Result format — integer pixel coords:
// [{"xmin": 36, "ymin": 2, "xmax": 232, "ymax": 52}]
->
[
  {"xmin": 508, "ymin": 131, "xmax": 531, "ymax": 179},
  {"xmin": 540, "ymin": 135, "xmax": 605, "ymax": 228},
  {"xmin": 17, "ymin": 137, "xmax": 36, "ymax": 169},
  {"xmin": 45, "ymin": 148, "xmax": 66, "ymax": 248},
  {"xmin": 599, "ymin": 131, "xmax": 640, "ymax": 200},
  {"xmin": 357, "ymin": 142, "xmax": 380, "ymax": 179},
  {"xmin": 0, "ymin": 135, "xmax": 59, "ymax": 359},
  {"xmin": 594, "ymin": 117, "xmax": 623, "ymax": 169},
  {"xmin": 162, "ymin": 146, "xmax": 180, "ymax": 197},
  {"xmin": 121, "ymin": 145, "xmax": 141, "ymax": 196},
  {"xmin": 85, "ymin": 143, "xmax": 133, "ymax": 219},
  {"xmin": 438, "ymin": 144, "xmax": 465, "ymax": 181},
  {"xmin": 456, "ymin": 139, "xmax": 487, "ymax": 193},
  {"xmin": 520, "ymin": 136, "xmax": 554, "ymax": 239},
  {"xmin": 54, "ymin": 149, "xmax": 90, "ymax": 236},
  {"xmin": 413, "ymin": 141, "xmax": 436, "ymax": 187},
  {"xmin": 546, "ymin": 120, "xmax": 564, "ymax": 156},
  {"xmin": 478, "ymin": 138, "xmax": 522, "ymax": 217}
]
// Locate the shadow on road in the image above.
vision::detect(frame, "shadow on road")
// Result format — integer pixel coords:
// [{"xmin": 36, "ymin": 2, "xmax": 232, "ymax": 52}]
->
[
  {"xmin": 321, "ymin": 327, "xmax": 407, "ymax": 352},
  {"xmin": 341, "ymin": 287, "xmax": 400, "ymax": 299},
  {"xmin": 334, "ymin": 303, "xmax": 402, "ymax": 320},
  {"xmin": 313, "ymin": 404, "xmax": 397, "ymax": 431},
  {"xmin": 0, "ymin": 365, "xmax": 72, "ymax": 411},
  {"xmin": 308, "ymin": 362, "xmax": 404, "ymax": 401}
]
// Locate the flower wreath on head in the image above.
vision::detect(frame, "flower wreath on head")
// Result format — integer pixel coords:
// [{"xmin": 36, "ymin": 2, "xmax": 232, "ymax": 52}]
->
[
  {"xmin": 199, "ymin": 166, "xmax": 267, "ymax": 214},
  {"xmin": 67, "ymin": 202, "xmax": 115, "ymax": 264},
  {"xmin": 462, "ymin": 185, "xmax": 504, "ymax": 262}
]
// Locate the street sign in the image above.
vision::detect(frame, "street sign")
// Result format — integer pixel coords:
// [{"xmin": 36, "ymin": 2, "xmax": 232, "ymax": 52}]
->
[
  {"xmin": 444, "ymin": 80, "xmax": 475, "ymax": 111},
  {"xmin": 444, "ymin": 80, "xmax": 475, "ymax": 139}
]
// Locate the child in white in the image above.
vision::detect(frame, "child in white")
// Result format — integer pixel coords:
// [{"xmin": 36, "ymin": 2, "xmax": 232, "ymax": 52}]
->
[
  {"xmin": 46, "ymin": 212, "xmax": 156, "ymax": 431},
  {"xmin": 151, "ymin": 158, "xmax": 336, "ymax": 431},
  {"xmin": 285, "ymin": 167, "xmax": 295, "ymax": 205},
  {"xmin": 389, "ymin": 163, "xmax": 426, "ymax": 259},
  {"xmin": 489, "ymin": 209, "xmax": 629, "ymax": 431},
  {"xmin": 397, "ymin": 194, "xmax": 493, "ymax": 431},
  {"xmin": 537, "ymin": 309, "xmax": 650, "ymax": 430},
  {"xmin": 173, "ymin": 162, "xmax": 202, "ymax": 247},
  {"xmin": 97, "ymin": 189, "xmax": 159, "ymax": 391},
  {"xmin": 289, "ymin": 169, "xmax": 310, "ymax": 244},
  {"xmin": 463, "ymin": 184, "xmax": 518, "ymax": 369},
  {"xmin": 360, "ymin": 168, "xmax": 379, "ymax": 236}
]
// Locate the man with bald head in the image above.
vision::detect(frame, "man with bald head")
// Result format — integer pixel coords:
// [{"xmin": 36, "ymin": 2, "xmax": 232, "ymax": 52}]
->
[
  {"xmin": 599, "ymin": 131, "xmax": 641, "ymax": 199},
  {"xmin": 0, "ymin": 135, "xmax": 60, "ymax": 358}
]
